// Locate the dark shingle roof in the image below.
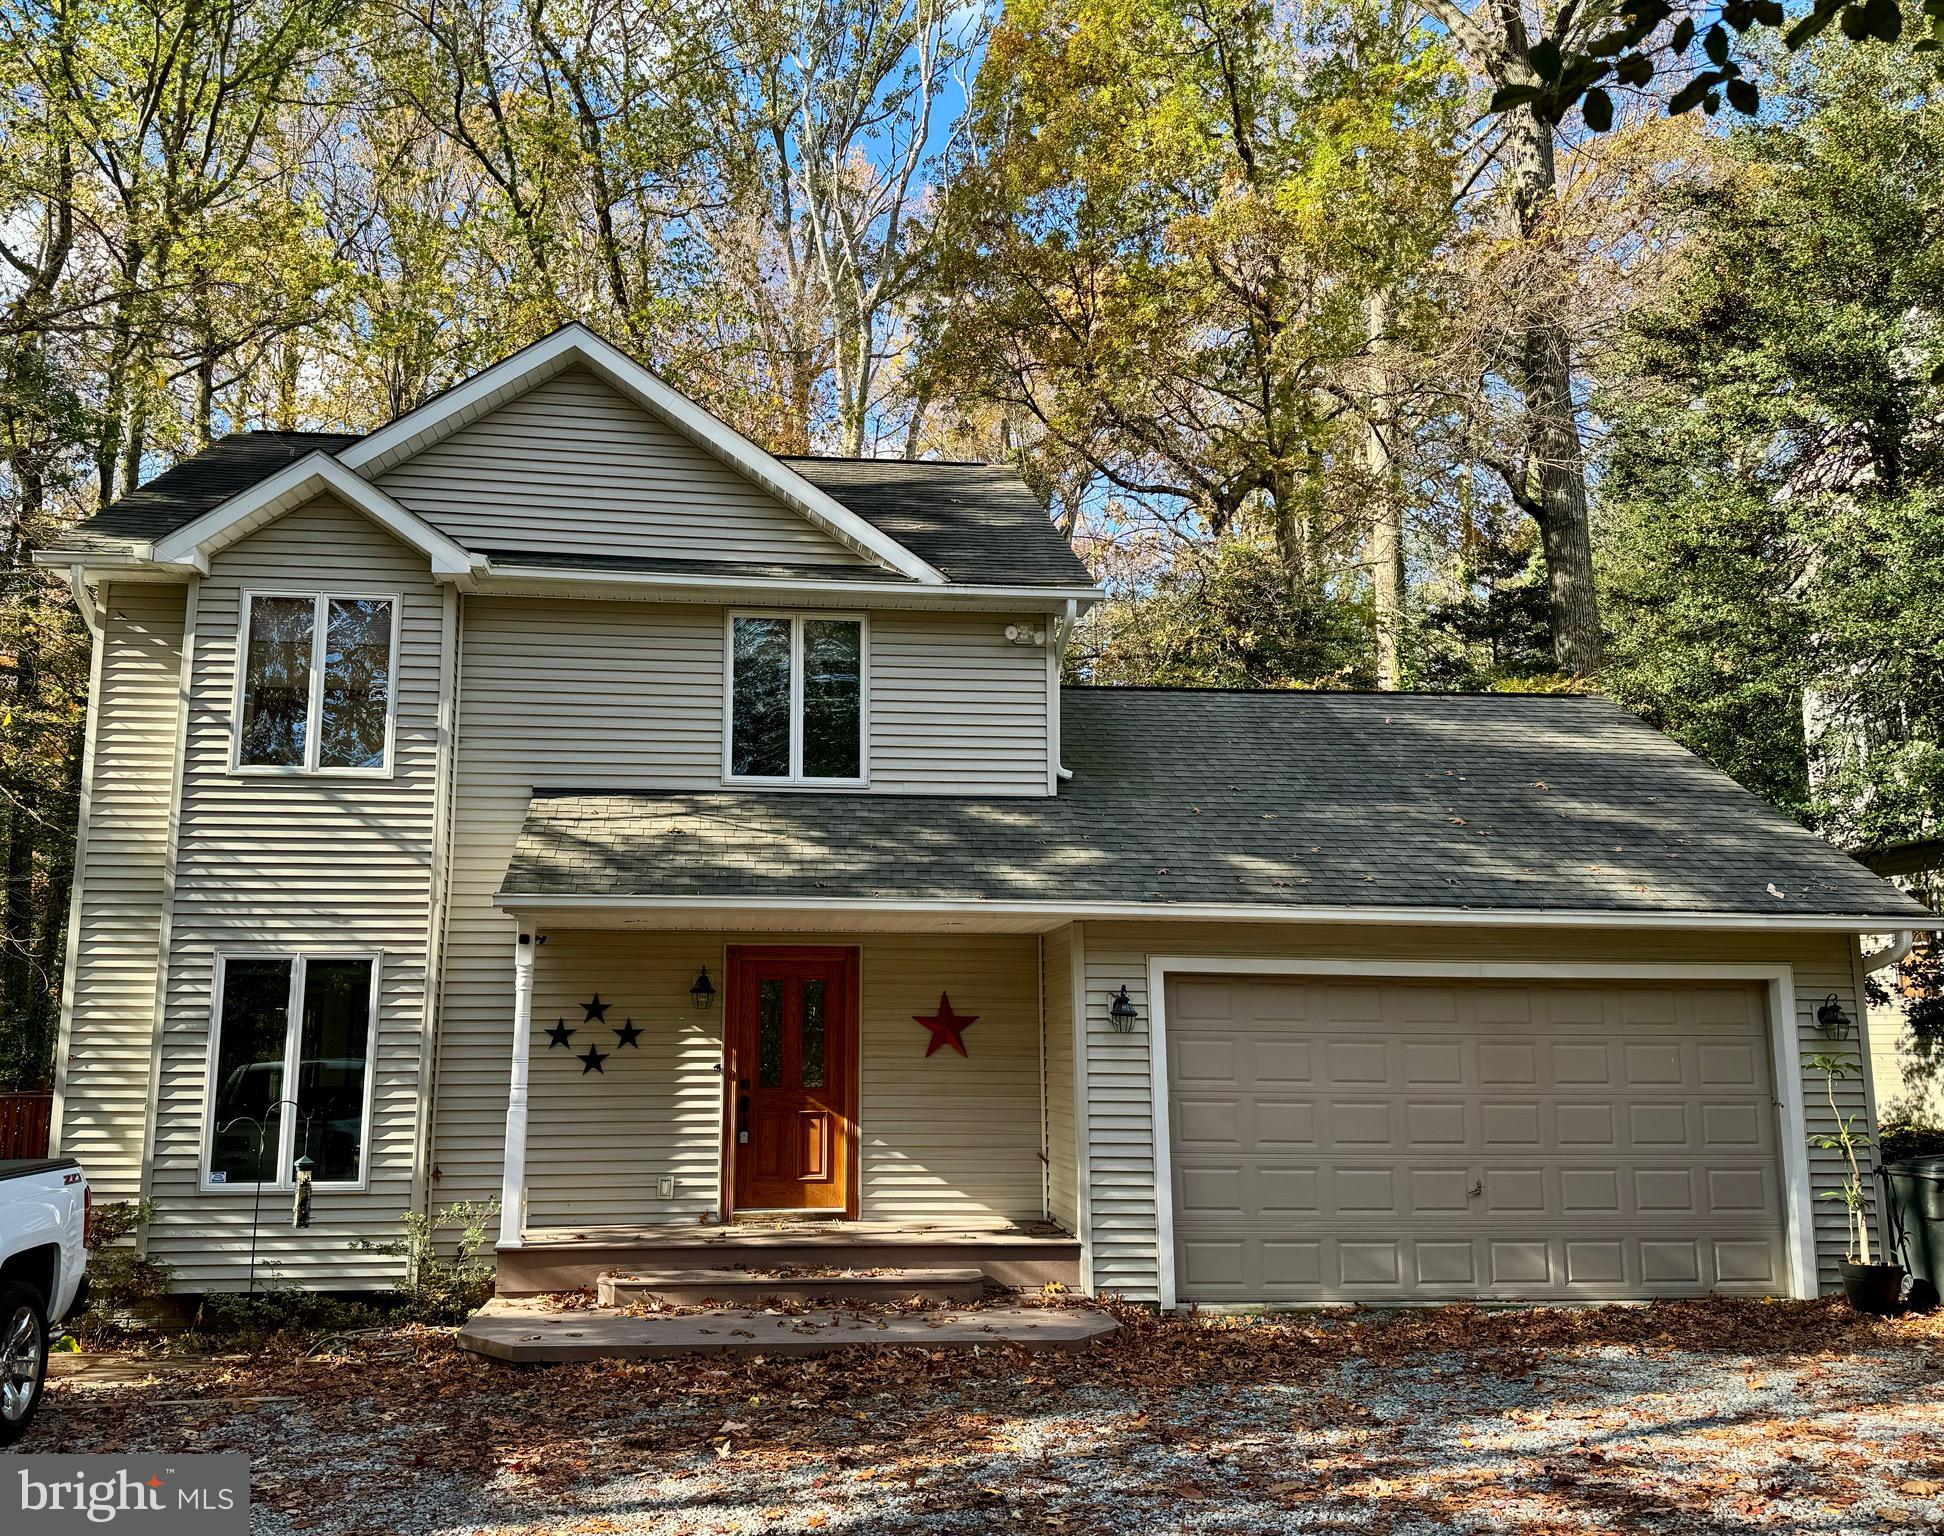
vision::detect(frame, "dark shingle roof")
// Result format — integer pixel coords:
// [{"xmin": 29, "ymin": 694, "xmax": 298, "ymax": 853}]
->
[
  {"xmin": 46, "ymin": 432, "xmax": 1093, "ymax": 589},
  {"xmin": 499, "ymin": 688, "xmax": 1927, "ymax": 922},
  {"xmin": 477, "ymin": 548, "xmax": 911, "ymax": 583},
  {"xmin": 46, "ymin": 432, "xmax": 363, "ymax": 554},
  {"xmin": 779, "ymin": 458, "xmax": 1092, "ymax": 588}
]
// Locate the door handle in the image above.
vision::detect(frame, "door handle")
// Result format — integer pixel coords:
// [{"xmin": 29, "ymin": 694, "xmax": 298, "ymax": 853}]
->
[
  {"xmin": 1468, "ymin": 1179, "xmax": 1483, "ymax": 1199},
  {"xmin": 736, "ymin": 1088, "xmax": 750, "ymax": 1146}
]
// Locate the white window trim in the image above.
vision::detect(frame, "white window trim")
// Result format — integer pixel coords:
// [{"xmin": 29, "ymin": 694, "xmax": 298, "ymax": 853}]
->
[
  {"xmin": 230, "ymin": 589, "xmax": 402, "ymax": 777},
  {"xmin": 722, "ymin": 610, "xmax": 870, "ymax": 788},
  {"xmin": 200, "ymin": 950, "xmax": 383, "ymax": 1194},
  {"xmin": 1141, "ymin": 956, "xmax": 1819, "ymax": 1312}
]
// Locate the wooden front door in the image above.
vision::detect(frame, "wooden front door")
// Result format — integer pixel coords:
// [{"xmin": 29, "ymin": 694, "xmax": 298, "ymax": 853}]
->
[{"xmin": 725, "ymin": 946, "xmax": 858, "ymax": 1215}]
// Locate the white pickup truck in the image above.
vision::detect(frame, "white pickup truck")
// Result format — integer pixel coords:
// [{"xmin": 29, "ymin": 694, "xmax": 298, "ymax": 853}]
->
[{"xmin": 0, "ymin": 1156, "xmax": 90, "ymax": 1444}]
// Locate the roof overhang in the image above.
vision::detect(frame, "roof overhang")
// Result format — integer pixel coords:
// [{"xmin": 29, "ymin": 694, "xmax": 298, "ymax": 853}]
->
[
  {"xmin": 147, "ymin": 452, "xmax": 483, "ymax": 580},
  {"xmin": 491, "ymin": 891, "xmax": 1926, "ymax": 936},
  {"xmin": 471, "ymin": 557, "xmax": 1101, "ymax": 611},
  {"xmin": 338, "ymin": 324, "xmax": 949, "ymax": 586}
]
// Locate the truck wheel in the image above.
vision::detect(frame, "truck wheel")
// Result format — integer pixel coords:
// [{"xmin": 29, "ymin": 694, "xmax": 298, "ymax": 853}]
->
[{"xmin": 0, "ymin": 1280, "xmax": 49, "ymax": 1445}]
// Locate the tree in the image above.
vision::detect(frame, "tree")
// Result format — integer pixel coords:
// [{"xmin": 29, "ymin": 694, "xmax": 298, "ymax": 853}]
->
[
  {"xmin": 1599, "ymin": 36, "xmax": 1944, "ymax": 847},
  {"xmin": 925, "ymin": 0, "xmax": 1463, "ymax": 665}
]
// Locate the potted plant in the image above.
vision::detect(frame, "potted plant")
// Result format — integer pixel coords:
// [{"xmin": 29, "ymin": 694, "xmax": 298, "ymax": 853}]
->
[{"xmin": 1807, "ymin": 1054, "xmax": 1902, "ymax": 1314}]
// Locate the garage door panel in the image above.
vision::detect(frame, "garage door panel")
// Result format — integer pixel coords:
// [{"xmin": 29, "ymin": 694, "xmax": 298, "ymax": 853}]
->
[{"xmin": 1167, "ymin": 975, "xmax": 1786, "ymax": 1304}]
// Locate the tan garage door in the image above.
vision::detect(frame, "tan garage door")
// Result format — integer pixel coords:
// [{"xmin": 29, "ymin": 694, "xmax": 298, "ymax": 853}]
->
[{"xmin": 1166, "ymin": 975, "xmax": 1787, "ymax": 1303}]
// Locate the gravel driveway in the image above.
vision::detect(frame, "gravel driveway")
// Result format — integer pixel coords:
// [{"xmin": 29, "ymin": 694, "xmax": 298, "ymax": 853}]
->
[{"xmin": 19, "ymin": 1297, "xmax": 1944, "ymax": 1534}]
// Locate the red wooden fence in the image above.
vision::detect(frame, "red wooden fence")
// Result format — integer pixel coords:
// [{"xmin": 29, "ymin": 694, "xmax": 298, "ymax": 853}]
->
[{"xmin": 0, "ymin": 1093, "xmax": 54, "ymax": 1159}]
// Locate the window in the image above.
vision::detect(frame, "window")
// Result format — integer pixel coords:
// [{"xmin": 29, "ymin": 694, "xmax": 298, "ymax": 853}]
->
[
  {"xmin": 204, "ymin": 954, "xmax": 378, "ymax": 1190},
  {"xmin": 727, "ymin": 612, "xmax": 865, "ymax": 783},
  {"xmin": 236, "ymin": 592, "xmax": 396, "ymax": 772}
]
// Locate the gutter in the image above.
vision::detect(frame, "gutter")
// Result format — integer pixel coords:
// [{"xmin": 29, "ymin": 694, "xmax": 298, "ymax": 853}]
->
[{"xmin": 490, "ymin": 891, "xmax": 1927, "ymax": 933}]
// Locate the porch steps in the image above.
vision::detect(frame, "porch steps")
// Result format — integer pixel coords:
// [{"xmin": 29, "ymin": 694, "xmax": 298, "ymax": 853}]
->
[
  {"xmin": 457, "ymin": 1296, "xmax": 1116, "ymax": 1363},
  {"xmin": 596, "ymin": 1266, "xmax": 987, "ymax": 1307}
]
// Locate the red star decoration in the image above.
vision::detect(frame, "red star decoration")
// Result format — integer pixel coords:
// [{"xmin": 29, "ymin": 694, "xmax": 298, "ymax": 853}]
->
[
  {"xmin": 914, "ymin": 992, "xmax": 977, "ymax": 1057},
  {"xmin": 146, "ymin": 1477, "xmax": 166, "ymax": 1489}
]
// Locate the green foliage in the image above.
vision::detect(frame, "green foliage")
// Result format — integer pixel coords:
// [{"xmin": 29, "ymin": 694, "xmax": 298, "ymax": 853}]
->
[
  {"xmin": 72, "ymin": 1200, "xmax": 173, "ymax": 1340},
  {"xmin": 354, "ymin": 1199, "xmax": 500, "ymax": 1325},
  {"xmin": 1598, "ymin": 37, "xmax": 1944, "ymax": 850},
  {"xmin": 1807, "ymin": 1053, "xmax": 1879, "ymax": 1264}
]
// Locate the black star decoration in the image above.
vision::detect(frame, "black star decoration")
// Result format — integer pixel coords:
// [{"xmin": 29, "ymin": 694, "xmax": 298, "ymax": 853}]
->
[
  {"xmin": 613, "ymin": 1019, "xmax": 642, "ymax": 1048},
  {"xmin": 580, "ymin": 993, "xmax": 611, "ymax": 1023},
  {"xmin": 544, "ymin": 1020, "xmax": 575, "ymax": 1049},
  {"xmin": 578, "ymin": 1045, "xmax": 608, "ymax": 1074}
]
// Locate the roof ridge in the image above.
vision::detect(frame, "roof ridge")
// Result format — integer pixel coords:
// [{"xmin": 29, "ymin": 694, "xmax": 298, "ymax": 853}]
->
[
  {"xmin": 781, "ymin": 454, "xmax": 995, "ymax": 467},
  {"xmin": 1060, "ymin": 684, "xmax": 1604, "ymax": 700}
]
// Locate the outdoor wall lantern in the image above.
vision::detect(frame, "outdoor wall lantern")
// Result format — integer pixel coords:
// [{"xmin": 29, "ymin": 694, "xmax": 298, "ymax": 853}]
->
[
  {"xmin": 691, "ymin": 965, "xmax": 717, "ymax": 1010},
  {"xmin": 1108, "ymin": 985, "xmax": 1139, "ymax": 1033},
  {"xmin": 1816, "ymin": 993, "xmax": 1854, "ymax": 1040}
]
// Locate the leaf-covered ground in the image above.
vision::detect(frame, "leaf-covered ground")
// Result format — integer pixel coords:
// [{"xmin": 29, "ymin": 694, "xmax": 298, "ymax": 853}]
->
[{"xmin": 19, "ymin": 1297, "xmax": 1944, "ymax": 1534}]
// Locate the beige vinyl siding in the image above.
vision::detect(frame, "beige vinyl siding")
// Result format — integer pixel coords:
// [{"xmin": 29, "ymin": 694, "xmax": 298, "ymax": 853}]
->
[
  {"xmin": 50, "ymin": 584, "xmax": 185, "ymax": 1200},
  {"xmin": 1044, "ymin": 925, "xmax": 1079, "ymax": 1230},
  {"xmin": 858, "ymin": 934, "xmax": 1041, "ymax": 1222},
  {"xmin": 869, "ymin": 612, "xmax": 1053, "ymax": 795},
  {"xmin": 1073, "ymin": 922, "xmax": 1873, "ymax": 1302},
  {"xmin": 516, "ymin": 931, "xmax": 1042, "ymax": 1229},
  {"xmin": 145, "ymin": 499, "xmax": 445, "ymax": 1289},
  {"xmin": 431, "ymin": 596, "xmax": 1058, "ymax": 1211},
  {"xmin": 376, "ymin": 365, "xmax": 872, "ymax": 569}
]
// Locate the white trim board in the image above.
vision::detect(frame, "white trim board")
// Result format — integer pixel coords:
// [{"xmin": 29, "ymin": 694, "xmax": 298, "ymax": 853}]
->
[
  {"xmin": 339, "ymin": 324, "xmax": 949, "ymax": 586},
  {"xmin": 1140, "ymin": 955, "xmax": 1820, "ymax": 1311},
  {"xmin": 151, "ymin": 453, "xmax": 478, "ymax": 579},
  {"xmin": 491, "ymin": 891, "xmax": 1923, "ymax": 933}
]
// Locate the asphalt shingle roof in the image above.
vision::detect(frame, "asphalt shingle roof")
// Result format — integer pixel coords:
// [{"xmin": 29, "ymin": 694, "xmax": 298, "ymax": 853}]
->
[
  {"xmin": 779, "ymin": 458, "xmax": 1092, "ymax": 588},
  {"xmin": 47, "ymin": 432, "xmax": 362, "ymax": 553},
  {"xmin": 499, "ymin": 688, "xmax": 1928, "ymax": 922},
  {"xmin": 45, "ymin": 433, "xmax": 1092, "ymax": 588}
]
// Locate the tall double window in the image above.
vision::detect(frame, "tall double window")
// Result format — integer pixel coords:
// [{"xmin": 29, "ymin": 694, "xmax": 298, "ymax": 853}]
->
[
  {"xmin": 204, "ymin": 954, "xmax": 378, "ymax": 1190},
  {"xmin": 727, "ymin": 613, "xmax": 865, "ymax": 784},
  {"xmin": 235, "ymin": 592, "xmax": 397, "ymax": 773}
]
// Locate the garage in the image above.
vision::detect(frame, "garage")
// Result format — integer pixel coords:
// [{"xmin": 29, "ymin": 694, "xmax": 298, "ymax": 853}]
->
[{"xmin": 1164, "ymin": 973, "xmax": 1788, "ymax": 1304}]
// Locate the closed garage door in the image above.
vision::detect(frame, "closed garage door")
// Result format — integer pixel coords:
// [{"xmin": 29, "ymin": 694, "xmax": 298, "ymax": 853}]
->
[{"xmin": 1166, "ymin": 975, "xmax": 1787, "ymax": 1303}]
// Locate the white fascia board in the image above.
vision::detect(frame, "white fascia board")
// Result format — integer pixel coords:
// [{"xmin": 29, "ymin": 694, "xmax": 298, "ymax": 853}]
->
[
  {"xmin": 151, "ymin": 452, "xmax": 480, "ymax": 579},
  {"xmin": 488, "ymin": 891, "xmax": 1923, "ymax": 932},
  {"xmin": 473, "ymin": 559, "xmax": 1102, "ymax": 610},
  {"xmin": 340, "ymin": 324, "xmax": 950, "ymax": 586}
]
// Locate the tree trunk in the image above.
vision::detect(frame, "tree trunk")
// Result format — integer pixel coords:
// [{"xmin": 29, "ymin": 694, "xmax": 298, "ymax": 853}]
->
[
  {"xmin": 1501, "ymin": 105, "xmax": 1603, "ymax": 676},
  {"xmin": 1363, "ymin": 290, "xmax": 1404, "ymax": 689}
]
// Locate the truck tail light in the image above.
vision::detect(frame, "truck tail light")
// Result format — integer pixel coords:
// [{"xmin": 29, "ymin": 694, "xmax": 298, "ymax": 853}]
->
[{"xmin": 83, "ymin": 1185, "xmax": 93, "ymax": 1247}]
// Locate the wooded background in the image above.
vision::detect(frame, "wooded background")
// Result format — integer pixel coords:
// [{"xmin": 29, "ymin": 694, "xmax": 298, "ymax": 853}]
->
[{"xmin": 1, "ymin": 0, "xmax": 1939, "ymax": 1097}]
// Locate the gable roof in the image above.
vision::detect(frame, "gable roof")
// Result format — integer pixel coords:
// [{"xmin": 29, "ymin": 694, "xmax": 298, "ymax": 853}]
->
[
  {"xmin": 497, "ymin": 688, "xmax": 1928, "ymax": 926},
  {"xmin": 46, "ymin": 432, "xmax": 362, "ymax": 554},
  {"xmin": 38, "ymin": 343, "xmax": 1093, "ymax": 591},
  {"xmin": 339, "ymin": 325, "xmax": 946, "ymax": 584},
  {"xmin": 150, "ymin": 451, "xmax": 478, "ymax": 577}
]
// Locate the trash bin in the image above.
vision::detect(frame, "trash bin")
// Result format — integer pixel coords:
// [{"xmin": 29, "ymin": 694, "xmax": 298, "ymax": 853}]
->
[{"xmin": 1883, "ymin": 1156, "xmax": 1944, "ymax": 1295}]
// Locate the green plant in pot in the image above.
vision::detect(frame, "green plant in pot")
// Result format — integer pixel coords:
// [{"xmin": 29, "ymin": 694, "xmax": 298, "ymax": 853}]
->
[{"xmin": 1807, "ymin": 1054, "xmax": 1902, "ymax": 1314}]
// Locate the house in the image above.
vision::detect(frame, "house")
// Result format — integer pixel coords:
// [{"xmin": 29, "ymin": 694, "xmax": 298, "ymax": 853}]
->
[{"xmin": 34, "ymin": 325, "xmax": 1929, "ymax": 1309}]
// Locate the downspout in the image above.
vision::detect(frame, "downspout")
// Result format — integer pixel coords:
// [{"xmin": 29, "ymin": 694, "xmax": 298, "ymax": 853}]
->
[
  {"xmin": 67, "ymin": 565, "xmax": 102, "ymax": 638},
  {"xmin": 1862, "ymin": 929, "xmax": 1919, "ymax": 974},
  {"xmin": 1053, "ymin": 599, "xmax": 1077, "ymax": 782}
]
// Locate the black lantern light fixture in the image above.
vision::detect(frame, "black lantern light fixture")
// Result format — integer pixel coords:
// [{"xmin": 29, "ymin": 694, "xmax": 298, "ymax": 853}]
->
[
  {"xmin": 1109, "ymin": 984, "xmax": 1139, "ymax": 1033},
  {"xmin": 1816, "ymin": 993, "xmax": 1854, "ymax": 1040},
  {"xmin": 691, "ymin": 964, "xmax": 717, "ymax": 1010}
]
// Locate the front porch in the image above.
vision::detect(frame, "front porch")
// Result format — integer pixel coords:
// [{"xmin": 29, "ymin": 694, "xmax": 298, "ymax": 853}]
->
[
  {"xmin": 496, "ymin": 1218, "xmax": 1083, "ymax": 1294},
  {"xmin": 491, "ymin": 926, "xmax": 1082, "ymax": 1295}
]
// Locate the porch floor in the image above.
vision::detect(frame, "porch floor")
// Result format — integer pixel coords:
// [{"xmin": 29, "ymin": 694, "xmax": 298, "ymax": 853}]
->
[
  {"xmin": 457, "ymin": 1296, "xmax": 1116, "ymax": 1363},
  {"xmin": 498, "ymin": 1219, "xmax": 1083, "ymax": 1295}
]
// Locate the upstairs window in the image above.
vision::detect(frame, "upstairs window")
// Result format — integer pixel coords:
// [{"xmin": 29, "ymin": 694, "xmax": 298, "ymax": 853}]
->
[
  {"xmin": 236, "ymin": 592, "xmax": 397, "ymax": 773},
  {"xmin": 727, "ymin": 612, "xmax": 865, "ymax": 784}
]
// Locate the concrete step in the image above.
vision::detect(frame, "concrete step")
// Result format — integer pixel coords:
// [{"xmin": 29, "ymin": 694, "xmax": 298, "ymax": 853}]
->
[
  {"xmin": 595, "ymin": 1266, "xmax": 987, "ymax": 1307},
  {"xmin": 458, "ymin": 1297, "xmax": 1117, "ymax": 1362}
]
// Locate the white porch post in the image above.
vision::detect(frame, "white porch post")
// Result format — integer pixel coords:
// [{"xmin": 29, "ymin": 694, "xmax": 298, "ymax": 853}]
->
[{"xmin": 499, "ymin": 926, "xmax": 536, "ymax": 1248}]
